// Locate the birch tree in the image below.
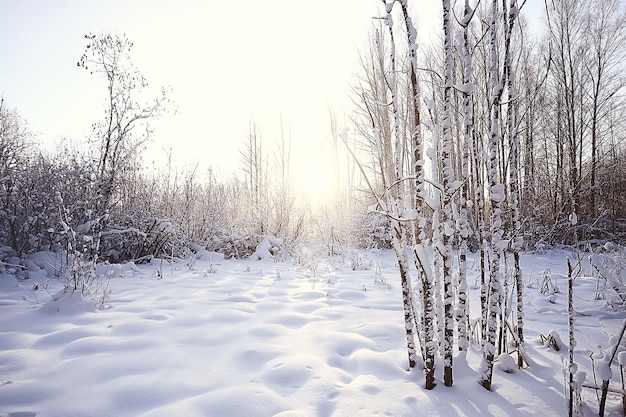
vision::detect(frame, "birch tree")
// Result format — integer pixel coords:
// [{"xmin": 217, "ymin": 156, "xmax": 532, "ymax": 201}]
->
[
  {"xmin": 350, "ymin": 10, "xmax": 419, "ymax": 373},
  {"xmin": 397, "ymin": 0, "xmax": 436, "ymax": 390},
  {"xmin": 455, "ymin": 0, "xmax": 477, "ymax": 356},
  {"xmin": 504, "ymin": 0, "xmax": 525, "ymax": 368},
  {"xmin": 379, "ymin": 1, "xmax": 420, "ymax": 373},
  {"xmin": 479, "ymin": 0, "xmax": 506, "ymax": 391},
  {"xmin": 440, "ymin": 0, "xmax": 456, "ymax": 387}
]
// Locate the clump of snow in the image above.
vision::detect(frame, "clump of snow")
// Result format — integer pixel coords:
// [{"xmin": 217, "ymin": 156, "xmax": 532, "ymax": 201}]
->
[
  {"xmin": 496, "ymin": 352, "xmax": 517, "ymax": 373},
  {"xmin": 252, "ymin": 237, "xmax": 274, "ymax": 260},
  {"xmin": 252, "ymin": 236, "xmax": 288, "ymax": 261},
  {"xmin": 26, "ymin": 251, "xmax": 64, "ymax": 277},
  {"xmin": 454, "ymin": 82, "xmax": 475, "ymax": 94},
  {"xmin": 595, "ymin": 354, "xmax": 612, "ymax": 381},
  {"xmin": 405, "ymin": 208, "xmax": 418, "ymax": 220},
  {"xmin": 573, "ymin": 370, "xmax": 586, "ymax": 391},
  {"xmin": 490, "ymin": 184, "xmax": 506, "ymax": 203},
  {"xmin": 618, "ymin": 350, "xmax": 626, "ymax": 367},
  {"xmin": 158, "ymin": 221, "xmax": 173, "ymax": 233},
  {"xmin": 541, "ymin": 330, "xmax": 564, "ymax": 351},
  {"xmin": 549, "ymin": 330, "xmax": 564, "ymax": 348},
  {"xmin": 39, "ymin": 290, "xmax": 96, "ymax": 315}
]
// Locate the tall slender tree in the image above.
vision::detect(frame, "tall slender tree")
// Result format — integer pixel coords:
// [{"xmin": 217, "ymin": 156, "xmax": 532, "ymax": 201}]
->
[
  {"xmin": 440, "ymin": 0, "xmax": 456, "ymax": 387},
  {"xmin": 480, "ymin": 0, "xmax": 506, "ymax": 391},
  {"xmin": 503, "ymin": 0, "xmax": 525, "ymax": 368},
  {"xmin": 456, "ymin": 0, "xmax": 477, "ymax": 356},
  {"xmin": 397, "ymin": 0, "xmax": 437, "ymax": 390}
]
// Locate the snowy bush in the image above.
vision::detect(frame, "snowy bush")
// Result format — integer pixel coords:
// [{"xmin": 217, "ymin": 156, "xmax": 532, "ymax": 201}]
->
[
  {"xmin": 216, "ymin": 233, "xmax": 260, "ymax": 260},
  {"xmin": 589, "ymin": 243, "xmax": 626, "ymax": 305},
  {"xmin": 349, "ymin": 251, "xmax": 373, "ymax": 271},
  {"xmin": 540, "ymin": 268, "xmax": 560, "ymax": 295},
  {"xmin": 349, "ymin": 212, "xmax": 392, "ymax": 250},
  {"xmin": 100, "ymin": 215, "xmax": 176, "ymax": 263}
]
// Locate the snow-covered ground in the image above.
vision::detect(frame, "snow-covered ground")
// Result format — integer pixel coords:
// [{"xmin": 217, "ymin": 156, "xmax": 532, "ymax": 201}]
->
[{"xmin": 1, "ymin": 248, "xmax": 625, "ymax": 416}]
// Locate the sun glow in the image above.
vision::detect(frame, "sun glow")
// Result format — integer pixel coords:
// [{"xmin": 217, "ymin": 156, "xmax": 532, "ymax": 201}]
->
[{"xmin": 292, "ymin": 150, "xmax": 340, "ymax": 207}]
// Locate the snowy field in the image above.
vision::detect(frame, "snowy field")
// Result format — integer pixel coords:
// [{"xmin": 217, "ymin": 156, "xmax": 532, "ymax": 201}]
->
[{"xmin": 1, "ymin": 248, "xmax": 625, "ymax": 417}]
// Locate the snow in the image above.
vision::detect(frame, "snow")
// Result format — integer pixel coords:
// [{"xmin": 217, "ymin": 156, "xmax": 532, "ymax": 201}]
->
[
  {"xmin": 595, "ymin": 355, "xmax": 612, "ymax": 381},
  {"xmin": 492, "ymin": 83, "xmax": 504, "ymax": 98},
  {"xmin": 490, "ymin": 183, "xmax": 506, "ymax": 203},
  {"xmin": 496, "ymin": 352, "xmax": 517, "ymax": 373},
  {"xmin": 0, "ymin": 248, "xmax": 625, "ymax": 416},
  {"xmin": 424, "ymin": 97, "xmax": 435, "ymax": 111},
  {"xmin": 405, "ymin": 208, "xmax": 419, "ymax": 220},
  {"xmin": 454, "ymin": 82, "xmax": 476, "ymax": 94}
]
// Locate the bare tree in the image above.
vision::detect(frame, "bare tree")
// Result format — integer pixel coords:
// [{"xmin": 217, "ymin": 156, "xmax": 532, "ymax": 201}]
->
[
  {"xmin": 240, "ymin": 119, "xmax": 268, "ymax": 234},
  {"xmin": 0, "ymin": 99, "xmax": 34, "ymax": 255},
  {"xmin": 78, "ymin": 33, "xmax": 169, "ymax": 218},
  {"xmin": 584, "ymin": 0, "xmax": 626, "ymax": 217}
]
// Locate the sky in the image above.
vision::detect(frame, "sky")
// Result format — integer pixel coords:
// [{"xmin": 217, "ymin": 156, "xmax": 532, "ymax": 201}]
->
[{"xmin": 0, "ymin": 0, "xmax": 545, "ymax": 200}]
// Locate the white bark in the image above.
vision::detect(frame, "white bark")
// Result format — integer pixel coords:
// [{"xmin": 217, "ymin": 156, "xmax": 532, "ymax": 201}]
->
[
  {"xmin": 504, "ymin": 0, "xmax": 524, "ymax": 368},
  {"xmin": 480, "ymin": 0, "xmax": 505, "ymax": 391},
  {"xmin": 440, "ymin": 0, "xmax": 455, "ymax": 387},
  {"xmin": 379, "ymin": 1, "xmax": 419, "ymax": 371},
  {"xmin": 398, "ymin": 0, "xmax": 436, "ymax": 390},
  {"xmin": 456, "ymin": 0, "xmax": 475, "ymax": 356}
]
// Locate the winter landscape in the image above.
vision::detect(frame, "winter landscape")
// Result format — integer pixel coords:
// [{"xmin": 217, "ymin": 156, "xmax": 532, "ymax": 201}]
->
[{"xmin": 1, "ymin": 0, "xmax": 626, "ymax": 416}]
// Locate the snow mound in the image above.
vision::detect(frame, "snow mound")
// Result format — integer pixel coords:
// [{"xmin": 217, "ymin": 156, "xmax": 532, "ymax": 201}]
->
[
  {"xmin": 496, "ymin": 352, "xmax": 517, "ymax": 373},
  {"xmin": 252, "ymin": 236, "xmax": 288, "ymax": 261},
  {"xmin": 39, "ymin": 290, "xmax": 96, "ymax": 315}
]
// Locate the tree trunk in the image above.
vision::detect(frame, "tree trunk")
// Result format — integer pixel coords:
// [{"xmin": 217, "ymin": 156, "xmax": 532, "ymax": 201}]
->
[
  {"xmin": 480, "ymin": 0, "xmax": 505, "ymax": 391},
  {"xmin": 440, "ymin": 0, "xmax": 455, "ymax": 387},
  {"xmin": 397, "ymin": 0, "xmax": 436, "ymax": 390}
]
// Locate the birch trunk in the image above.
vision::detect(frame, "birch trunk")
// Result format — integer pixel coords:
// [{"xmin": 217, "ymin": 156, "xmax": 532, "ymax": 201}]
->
[
  {"xmin": 440, "ymin": 0, "xmax": 455, "ymax": 387},
  {"xmin": 504, "ymin": 0, "xmax": 524, "ymax": 368},
  {"xmin": 480, "ymin": 0, "xmax": 505, "ymax": 391},
  {"xmin": 380, "ymin": 2, "xmax": 418, "ymax": 371},
  {"xmin": 398, "ymin": 0, "xmax": 436, "ymax": 390},
  {"xmin": 456, "ymin": 0, "xmax": 475, "ymax": 356},
  {"xmin": 567, "ymin": 258, "xmax": 575, "ymax": 417}
]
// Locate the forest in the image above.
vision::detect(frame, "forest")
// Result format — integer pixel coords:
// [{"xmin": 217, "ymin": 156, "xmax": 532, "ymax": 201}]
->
[{"xmin": 1, "ymin": 0, "xmax": 626, "ymax": 416}]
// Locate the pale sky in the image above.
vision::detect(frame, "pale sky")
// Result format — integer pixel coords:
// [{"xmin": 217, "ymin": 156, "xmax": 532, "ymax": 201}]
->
[
  {"xmin": 0, "ymin": 1, "xmax": 544, "ymax": 200},
  {"xmin": 0, "ymin": 1, "xmax": 386, "ymax": 172}
]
